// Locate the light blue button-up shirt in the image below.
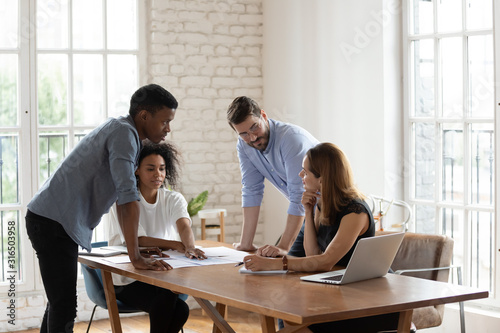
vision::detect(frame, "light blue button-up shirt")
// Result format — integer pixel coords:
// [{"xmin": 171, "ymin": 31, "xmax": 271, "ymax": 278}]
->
[
  {"xmin": 237, "ymin": 119, "xmax": 319, "ymax": 216},
  {"xmin": 28, "ymin": 115, "xmax": 141, "ymax": 250}
]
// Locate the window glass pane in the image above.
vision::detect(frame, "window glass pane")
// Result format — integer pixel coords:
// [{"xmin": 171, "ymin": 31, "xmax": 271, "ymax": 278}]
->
[
  {"xmin": 0, "ymin": 134, "xmax": 19, "ymax": 204},
  {"xmin": 0, "ymin": 54, "xmax": 18, "ymax": 127},
  {"xmin": 108, "ymin": 54, "xmax": 137, "ymax": 118},
  {"xmin": 441, "ymin": 37, "xmax": 463, "ymax": 118},
  {"xmin": 0, "ymin": 211, "xmax": 21, "ymax": 282},
  {"xmin": 442, "ymin": 124, "xmax": 463, "ymax": 203},
  {"xmin": 73, "ymin": 54, "xmax": 103, "ymax": 126},
  {"xmin": 413, "ymin": 122, "xmax": 435, "ymax": 200},
  {"xmin": 470, "ymin": 124, "xmax": 494, "ymax": 206},
  {"xmin": 410, "ymin": 0, "xmax": 433, "ymax": 35},
  {"xmin": 412, "ymin": 40, "xmax": 434, "ymax": 117},
  {"xmin": 466, "ymin": 0, "xmax": 492, "ymax": 30},
  {"xmin": 437, "ymin": 0, "xmax": 461, "ymax": 33},
  {"xmin": 442, "ymin": 207, "xmax": 464, "ymax": 272},
  {"xmin": 37, "ymin": 0, "xmax": 69, "ymax": 49},
  {"xmin": 37, "ymin": 54, "xmax": 68, "ymax": 126},
  {"xmin": 38, "ymin": 131, "xmax": 68, "ymax": 185},
  {"xmin": 470, "ymin": 210, "xmax": 493, "ymax": 291},
  {"xmin": 468, "ymin": 35, "xmax": 494, "ymax": 119},
  {"xmin": 415, "ymin": 205, "xmax": 436, "ymax": 233},
  {"xmin": 73, "ymin": 0, "xmax": 103, "ymax": 49},
  {"xmin": 107, "ymin": 0, "xmax": 137, "ymax": 50},
  {"xmin": 0, "ymin": 0, "xmax": 18, "ymax": 48}
]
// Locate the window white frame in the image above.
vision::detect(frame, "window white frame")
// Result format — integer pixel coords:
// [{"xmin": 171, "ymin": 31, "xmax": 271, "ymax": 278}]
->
[
  {"xmin": 403, "ymin": 0, "xmax": 499, "ymax": 308},
  {"xmin": 0, "ymin": 0, "xmax": 146, "ymax": 295},
  {"xmin": 494, "ymin": 0, "xmax": 500, "ymax": 309}
]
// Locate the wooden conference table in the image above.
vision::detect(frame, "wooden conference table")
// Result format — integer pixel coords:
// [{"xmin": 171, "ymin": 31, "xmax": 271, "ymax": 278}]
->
[{"xmin": 78, "ymin": 240, "xmax": 488, "ymax": 333}]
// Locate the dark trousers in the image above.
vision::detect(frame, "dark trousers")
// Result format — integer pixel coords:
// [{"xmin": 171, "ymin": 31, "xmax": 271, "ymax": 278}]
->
[
  {"xmin": 26, "ymin": 210, "xmax": 78, "ymax": 333},
  {"xmin": 114, "ymin": 281, "xmax": 189, "ymax": 333}
]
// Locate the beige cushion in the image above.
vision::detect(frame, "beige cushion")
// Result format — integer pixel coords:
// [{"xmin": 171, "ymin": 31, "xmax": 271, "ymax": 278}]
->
[{"xmin": 376, "ymin": 231, "xmax": 454, "ymax": 329}]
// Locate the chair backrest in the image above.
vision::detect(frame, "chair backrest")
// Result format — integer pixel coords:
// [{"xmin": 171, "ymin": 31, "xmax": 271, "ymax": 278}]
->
[
  {"xmin": 376, "ymin": 231, "xmax": 455, "ymax": 330},
  {"xmin": 378, "ymin": 231, "xmax": 454, "ymax": 282},
  {"xmin": 81, "ymin": 261, "xmax": 109, "ymax": 309},
  {"xmin": 80, "ymin": 241, "xmax": 138, "ymax": 312}
]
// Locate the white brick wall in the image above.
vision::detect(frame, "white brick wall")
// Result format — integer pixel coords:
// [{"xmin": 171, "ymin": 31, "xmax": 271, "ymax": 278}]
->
[
  {"xmin": 148, "ymin": 0, "xmax": 264, "ymax": 244},
  {"xmin": 2, "ymin": 1, "xmax": 263, "ymax": 331}
]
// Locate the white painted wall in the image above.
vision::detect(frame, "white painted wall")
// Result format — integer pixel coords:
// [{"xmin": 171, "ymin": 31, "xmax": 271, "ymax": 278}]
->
[{"xmin": 261, "ymin": 0, "xmax": 404, "ymax": 244}]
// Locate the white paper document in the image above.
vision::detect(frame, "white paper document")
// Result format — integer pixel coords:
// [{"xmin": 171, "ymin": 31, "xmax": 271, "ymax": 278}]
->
[
  {"xmin": 103, "ymin": 246, "xmax": 248, "ymax": 268},
  {"xmin": 239, "ymin": 266, "xmax": 287, "ymax": 275}
]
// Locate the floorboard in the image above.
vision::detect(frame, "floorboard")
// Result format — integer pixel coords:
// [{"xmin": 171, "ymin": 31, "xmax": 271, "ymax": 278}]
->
[{"xmin": 15, "ymin": 307, "xmax": 265, "ymax": 333}]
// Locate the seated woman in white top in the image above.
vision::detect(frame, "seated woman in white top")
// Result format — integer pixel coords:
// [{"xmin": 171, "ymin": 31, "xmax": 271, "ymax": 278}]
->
[{"xmin": 108, "ymin": 141, "xmax": 205, "ymax": 333}]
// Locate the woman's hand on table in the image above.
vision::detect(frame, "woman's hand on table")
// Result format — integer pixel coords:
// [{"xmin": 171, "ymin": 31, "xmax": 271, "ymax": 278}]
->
[
  {"xmin": 185, "ymin": 247, "xmax": 207, "ymax": 260},
  {"xmin": 243, "ymin": 254, "xmax": 282, "ymax": 271},
  {"xmin": 257, "ymin": 245, "xmax": 286, "ymax": 258}
]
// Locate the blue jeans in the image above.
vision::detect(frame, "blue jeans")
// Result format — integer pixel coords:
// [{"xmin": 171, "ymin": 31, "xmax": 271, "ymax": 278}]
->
[{"xmin": 26, "ymin": 210, "xmax": 79, "ymax": 333}]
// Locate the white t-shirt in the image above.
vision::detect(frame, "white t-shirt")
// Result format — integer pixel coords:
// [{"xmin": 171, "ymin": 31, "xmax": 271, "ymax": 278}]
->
[{"xmin": 108, "ymin": 188, "xmax": 191, "ymax": 285}]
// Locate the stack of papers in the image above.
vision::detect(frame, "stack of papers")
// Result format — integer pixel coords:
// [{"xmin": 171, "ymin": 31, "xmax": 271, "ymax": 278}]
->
[
  {"xmin": 79, "ymin": 248, "xmax": 122, "ymax": 257},
  {"xmin": 103, "ymin": 246, "xmax": 249, "ymax": 269},
  {"xmin": 239, "ymin": 267, "xmax": 287, "ymax": 274}
]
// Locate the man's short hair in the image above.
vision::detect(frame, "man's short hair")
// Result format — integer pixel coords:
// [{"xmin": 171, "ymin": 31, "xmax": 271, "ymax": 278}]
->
[
  {"xmin": 227, "ymin": 96, "xmax": 261, "ymax": 128},
  {"xmin": 129, "ymin": 84, "xmax": 178, "ymax": 117}
]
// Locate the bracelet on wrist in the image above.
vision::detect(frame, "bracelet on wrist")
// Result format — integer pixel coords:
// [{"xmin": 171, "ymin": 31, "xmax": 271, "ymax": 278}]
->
[{"xmin": 282, "ymin": 255, "xmax": 288, "ymax": 271}]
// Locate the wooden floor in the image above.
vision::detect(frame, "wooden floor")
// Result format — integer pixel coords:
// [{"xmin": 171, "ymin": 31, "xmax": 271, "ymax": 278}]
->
[{"xmin": 16, "ymin": 307, "xmax": 264, "ymax": 333}]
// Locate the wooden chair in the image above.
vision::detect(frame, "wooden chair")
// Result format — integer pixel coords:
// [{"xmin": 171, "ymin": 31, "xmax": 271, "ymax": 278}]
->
[
  {"xmin": 199, "ymin": 208, "xmax": 226, "ymax": 242},
  {"xmin": 376, "ymin": 231, "xmax": 465, "ymax": 332}
]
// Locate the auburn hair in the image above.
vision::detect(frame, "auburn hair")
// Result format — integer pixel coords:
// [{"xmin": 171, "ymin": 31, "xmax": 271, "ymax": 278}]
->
[{"xmin": 306, "ymin": 143, "xmax": 365, "ymax": 225}]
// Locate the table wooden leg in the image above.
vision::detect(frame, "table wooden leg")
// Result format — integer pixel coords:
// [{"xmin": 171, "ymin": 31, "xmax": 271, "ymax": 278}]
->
[
  {"xmin": 212, "ymin": 303, "xmax": 227, "ymax": 333},
  {"xmin": 397, "ymin": 310, "xmax": 413, "ymax": 333},
  {"xmin": 194, "ymin": 297, "xmax": 235, "ymax": 333},
  {"xmin": 101, "ymin": 270, "xmax": 122, "ymax": 333},
  {"xmin": 260, "ymin": 315, "xmax": 276, "ymax": 333},
  {"xmin": 201, "ymin": 219, "xmax": 206, "ymax": 240}
]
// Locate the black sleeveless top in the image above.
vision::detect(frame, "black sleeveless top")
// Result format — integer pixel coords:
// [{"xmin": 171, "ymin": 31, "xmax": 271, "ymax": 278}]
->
[{"xmin": 316, "ymin": 198, "xmax": 375, "ymax": 267}]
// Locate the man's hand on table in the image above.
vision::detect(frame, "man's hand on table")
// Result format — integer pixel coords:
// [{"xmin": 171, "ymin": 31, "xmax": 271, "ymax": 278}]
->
[{"xmin": 130, "ymin": 255, "xmax": 172, "ymax": 271}]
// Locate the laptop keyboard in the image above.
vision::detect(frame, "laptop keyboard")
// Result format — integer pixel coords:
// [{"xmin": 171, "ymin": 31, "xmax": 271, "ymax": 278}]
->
[{"xmin": 321, "ymin": 274, "xmax": 343, "ymax": 282}]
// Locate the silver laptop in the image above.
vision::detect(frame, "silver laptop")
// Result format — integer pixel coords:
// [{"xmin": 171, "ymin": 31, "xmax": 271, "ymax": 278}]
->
[{"xmin": 300, "ymin": 232, "xmax": 404, "ymax": 285}]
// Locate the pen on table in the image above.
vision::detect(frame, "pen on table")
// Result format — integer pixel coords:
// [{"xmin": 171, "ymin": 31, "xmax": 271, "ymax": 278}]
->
[{"xmin": 234, "ymin": 260, "xmax": 250, "ymax": 267}]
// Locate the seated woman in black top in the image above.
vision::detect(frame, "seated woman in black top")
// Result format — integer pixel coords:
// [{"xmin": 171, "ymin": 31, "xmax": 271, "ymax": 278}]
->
[{"xmin": 243, "ymin": 142, "xmax": 398, "ymax": 333}]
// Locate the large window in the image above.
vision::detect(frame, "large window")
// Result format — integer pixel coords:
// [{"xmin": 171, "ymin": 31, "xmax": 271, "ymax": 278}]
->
[
  {"xmin": 405, "ymin": 0, "xmax": 496, "ymax": 306},
  {"xmin": 0, "ymin": 0, "xmax": 142, "ymax": 292}
]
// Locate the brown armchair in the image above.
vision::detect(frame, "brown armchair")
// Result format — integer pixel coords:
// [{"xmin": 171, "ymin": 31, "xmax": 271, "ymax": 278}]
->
[{"xmin": 376, "ymin": 231, "xmax": 465, "ymax": 332}]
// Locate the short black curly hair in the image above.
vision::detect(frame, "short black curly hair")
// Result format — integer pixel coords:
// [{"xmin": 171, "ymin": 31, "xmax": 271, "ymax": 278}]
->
[
  {"xmin": 137, "ymin": 141, "xmax": 181, "ymax": 189},
  {"xmin": 129, "ymin": 84, "xmax": 178, "ymax": 118}
]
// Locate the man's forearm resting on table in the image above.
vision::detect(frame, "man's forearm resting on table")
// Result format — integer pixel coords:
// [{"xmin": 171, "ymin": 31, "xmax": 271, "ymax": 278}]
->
[{"xmin": 116, "ymin": 201, "xmax": 142, "ymax": 264}]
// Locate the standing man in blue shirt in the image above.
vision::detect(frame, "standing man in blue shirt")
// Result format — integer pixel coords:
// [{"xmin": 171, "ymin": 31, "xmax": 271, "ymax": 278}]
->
[
  {"xmin": 26, "ymin": 84, "xmax": 175, "ymax": 333},
  {"xmin": 227, "ymin": 96, "xmax": 319, "ymax": 257}
]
